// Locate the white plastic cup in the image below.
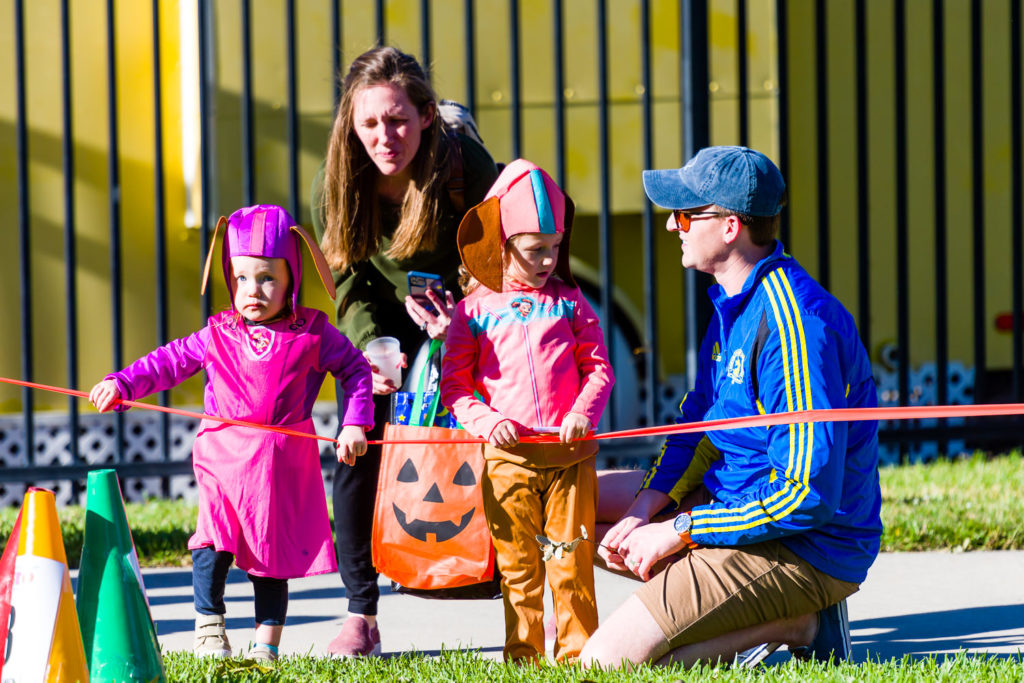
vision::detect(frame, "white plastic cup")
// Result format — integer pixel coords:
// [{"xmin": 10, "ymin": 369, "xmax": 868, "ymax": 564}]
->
[{"xmin": 364, "ymin": 336, "xmax": 403, "ymax": 386}]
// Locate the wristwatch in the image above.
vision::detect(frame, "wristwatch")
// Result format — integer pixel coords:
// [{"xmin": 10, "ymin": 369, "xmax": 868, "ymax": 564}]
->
[{"xmin": 673, "ymin": 512, "xmax": 692, "ymax": 537}]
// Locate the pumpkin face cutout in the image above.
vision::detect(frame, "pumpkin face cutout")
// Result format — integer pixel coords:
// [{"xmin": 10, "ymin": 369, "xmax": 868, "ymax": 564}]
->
[
  {"xmin": 392, "ymin": 457, "xmax": 478, "ymax": 543},
  {"xmin": 374, "ymin": 424, "xmax": 495, "ymax": 591}
]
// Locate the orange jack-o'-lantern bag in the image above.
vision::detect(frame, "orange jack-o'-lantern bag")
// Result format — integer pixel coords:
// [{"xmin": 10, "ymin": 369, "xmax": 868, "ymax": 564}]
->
[{"xmin": 372, "ymin": 421, "xmax": 500, "ymax": 597}]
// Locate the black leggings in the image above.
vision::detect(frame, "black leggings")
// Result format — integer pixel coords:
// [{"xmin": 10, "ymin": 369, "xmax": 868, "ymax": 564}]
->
[
  {"xmin": 192, "ymin": 547, "xmax": 289, "ymax": 626},
  {"xmin": 332, "ymin": 392, "xmax": 389, "ymax": 616}
]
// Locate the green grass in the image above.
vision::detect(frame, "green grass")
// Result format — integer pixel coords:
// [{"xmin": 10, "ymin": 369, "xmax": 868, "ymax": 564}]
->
[
  {"xmin": 879, "ymin": 452, "xmax": 1024, "ymax": 551},
  {"xmin": 160, "ymin": 649, "xmax": 1024, "ymax": 682},
  {"xmin": 0, "ymin": 498, "xmax": 197, "ymax": 568},
  {"xmin": 3, "ymin": 456, "xmax": 1022, "ymax": 679},
  {"xmin": 1, "ymin": 452, "xmax": 1022, "ymax": 567}
]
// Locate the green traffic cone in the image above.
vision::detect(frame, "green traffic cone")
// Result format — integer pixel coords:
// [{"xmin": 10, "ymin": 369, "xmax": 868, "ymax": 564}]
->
[{"xmin": 76, "ymin": 469, "xmax": 166, "ymax": 682}]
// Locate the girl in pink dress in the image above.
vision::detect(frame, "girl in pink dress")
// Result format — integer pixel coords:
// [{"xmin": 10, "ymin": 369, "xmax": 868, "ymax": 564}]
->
[{"xmin": 89, "ymin": 204, "xmax": 373, "ymax": 661}]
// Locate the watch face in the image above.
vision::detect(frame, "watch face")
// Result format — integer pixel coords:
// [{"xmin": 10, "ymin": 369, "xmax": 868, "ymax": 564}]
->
[{"xmin": 674, "ymin": 513, "xmax": 692, "ymax": 535}]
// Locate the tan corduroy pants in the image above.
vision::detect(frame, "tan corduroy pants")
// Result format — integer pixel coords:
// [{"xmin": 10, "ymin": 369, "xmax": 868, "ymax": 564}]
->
[{"xmin": 481, "ymin": 450, "xmax": 598, "ymax": 662}]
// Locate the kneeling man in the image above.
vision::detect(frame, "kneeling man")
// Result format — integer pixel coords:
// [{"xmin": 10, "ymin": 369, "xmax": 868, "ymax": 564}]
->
[{"xmin": 581, "ymin": 146, "xmax": 882, "ymax": 668}]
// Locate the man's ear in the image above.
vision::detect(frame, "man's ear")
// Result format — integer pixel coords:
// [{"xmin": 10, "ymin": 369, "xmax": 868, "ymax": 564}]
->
[{"xmin": 722, "ymin": 214, "xmax": 743, "ymax": 245}]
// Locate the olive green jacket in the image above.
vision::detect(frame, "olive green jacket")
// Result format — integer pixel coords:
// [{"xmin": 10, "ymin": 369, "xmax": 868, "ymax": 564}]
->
[{"xmin": 310, "ymin": 134, "xmax": 498, "ymax": 354}]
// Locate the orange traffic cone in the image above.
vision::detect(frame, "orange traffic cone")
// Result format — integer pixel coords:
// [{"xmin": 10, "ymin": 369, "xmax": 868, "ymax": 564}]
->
[{"xmin": 2, "ymin": 487, "xmax": 89, "ymax": 681}]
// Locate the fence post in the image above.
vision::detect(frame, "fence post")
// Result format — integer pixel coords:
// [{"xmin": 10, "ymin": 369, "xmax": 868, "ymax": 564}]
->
[{"xmin": 680, "ymin": 0, "xmax": 712, "ymax": 391}]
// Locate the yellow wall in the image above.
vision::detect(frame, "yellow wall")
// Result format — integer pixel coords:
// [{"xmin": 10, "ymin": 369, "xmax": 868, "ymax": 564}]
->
[
  {"xmin": 0, "ymin": 0, "xmax": 207, "ymax": 411},
  {"xmin": 1, "ymin": 0, "xmax": 1020, "ymax": 412},
  {"xmin": 781, "ymin": 0, "xmax": 1019, "ymax": 371}
]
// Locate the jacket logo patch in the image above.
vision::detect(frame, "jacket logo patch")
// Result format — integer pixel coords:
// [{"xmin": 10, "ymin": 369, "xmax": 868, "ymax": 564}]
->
[
  {"xmin": 244, "ymin": 327, "xmax": 275, "ymax": 360},
  {"xmin": 727, "ymin": 349, "xmax": 745, "ymax": 385},
  {"xmin": 510, "ymin": 296, "xmax": 536, "ymax": 321}
]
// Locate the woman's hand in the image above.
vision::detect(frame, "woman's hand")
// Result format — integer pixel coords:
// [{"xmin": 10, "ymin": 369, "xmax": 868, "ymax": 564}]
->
[
  {"xmin": 366, "ymin": 353, "xmax": 407, "ymax": 395},
  {"xmin": 404, "ymin": 288, "xmax": 456, "ymax": 341},
  {"xmin": 488, "ymin": 420, "xmax": 520, "ymax": 448},
  {"xmin": 89, "ymin": 380, "xmax": 121, "ymax": 413},
  {"xmin": 559, "ymin": 412, "xmax": 592, "ymax": 444},
  {"xmin": 336, "ymin": 425, "xmax": 368, "ymax": 466}
]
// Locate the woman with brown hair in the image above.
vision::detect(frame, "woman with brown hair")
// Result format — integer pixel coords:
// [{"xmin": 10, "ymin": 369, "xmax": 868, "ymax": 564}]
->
[{"xmin": 311, "ymin": 45, "xmax": 497, "ymax": 657}]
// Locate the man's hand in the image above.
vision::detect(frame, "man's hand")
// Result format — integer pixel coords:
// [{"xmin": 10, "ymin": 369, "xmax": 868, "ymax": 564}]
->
[
  {"xmin": 489, "ymin": 420, "xmax": 520, "ymax": 448},
  {"xmin": 615, "ymin": 518, "xmax": 687, "ymax": 581},
  {"xmin": 558, "ymin": 412, "xmax": 592, "ymax": 444},
  {"xmin": 599, "ymin": 514, "xmax": 649, "ymax": 573},
  {"xmin": 336, "ymin": 425, "xmax": 368, "ymax": 466},
  {"xmin": 89, "ymin": 380, "xmax": 121, "ymax": 413},
  {"xmin": 599, "ymin": 488, "xmax": 674, "ymax": 572}
]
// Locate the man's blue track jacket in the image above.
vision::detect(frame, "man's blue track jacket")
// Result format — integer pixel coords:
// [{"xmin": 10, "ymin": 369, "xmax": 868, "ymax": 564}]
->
[{"xmin": 643, "ymin": 242, "xmax": 882, "ymax": 584}]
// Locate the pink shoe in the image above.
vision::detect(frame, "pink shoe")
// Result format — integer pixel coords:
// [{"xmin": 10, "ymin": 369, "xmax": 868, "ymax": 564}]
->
[{"xmin": 327, "ymin": 617, "xmax": 381, "ymax": 658}]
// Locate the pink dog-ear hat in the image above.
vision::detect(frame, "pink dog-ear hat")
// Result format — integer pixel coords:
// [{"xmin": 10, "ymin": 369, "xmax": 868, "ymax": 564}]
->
[
  {"xmin": 200, "ymin": 204, "xmax": 336, "ymax": 312},
  {"xmin": 456, "ymin": 159, "xmax": 576, "ymax": 293}
]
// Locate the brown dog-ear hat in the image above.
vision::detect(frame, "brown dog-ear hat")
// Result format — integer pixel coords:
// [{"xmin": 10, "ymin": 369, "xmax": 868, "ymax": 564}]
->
[{"xmin": 456, "ymin": 159, "xmax": 576, "ymax": 293}]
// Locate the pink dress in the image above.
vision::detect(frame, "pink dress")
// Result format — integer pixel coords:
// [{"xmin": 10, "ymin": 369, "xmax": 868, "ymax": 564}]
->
[{"xmin": 108, "ymin": 306, "xmax": 373, "ymax": 579}]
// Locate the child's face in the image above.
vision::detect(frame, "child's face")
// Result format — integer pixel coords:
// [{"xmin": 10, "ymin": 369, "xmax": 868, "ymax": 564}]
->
[
  {"xmin": 503, "ymin": 232, "xmax": 563, "ymax": 289},
  {"xmin": 230, "ymin": 256, "xmax": 291, "ymax": 323}
]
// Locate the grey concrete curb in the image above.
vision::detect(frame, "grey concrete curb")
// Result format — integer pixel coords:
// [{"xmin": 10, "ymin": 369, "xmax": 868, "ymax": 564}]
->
[{"xmin": 135, "ymin": 550, "xmax": 1024, "ymax": 662}]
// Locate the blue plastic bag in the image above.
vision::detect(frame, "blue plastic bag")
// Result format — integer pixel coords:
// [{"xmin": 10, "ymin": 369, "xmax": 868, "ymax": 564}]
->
[
  {"xmin": 389, "ymin": 339, "xmax": 459, "ymax": 429},
  {"xmin": 391, "ymin": 391, "xmax": 459, "ymax": 428}
]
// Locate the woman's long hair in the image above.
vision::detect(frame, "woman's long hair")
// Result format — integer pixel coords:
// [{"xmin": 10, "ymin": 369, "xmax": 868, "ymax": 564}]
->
[{"xmin": 319, "ymin": 46, "xmax": 450, "ymax": 272}]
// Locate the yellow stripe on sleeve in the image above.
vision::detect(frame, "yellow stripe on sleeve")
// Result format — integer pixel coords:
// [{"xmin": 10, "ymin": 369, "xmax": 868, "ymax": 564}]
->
[
  {"xmin": 690, "ymin": 268, "xmax": 820, "ymax": 536},
  {"xmin": 778, "ymin": 270, "xmax": 815, "ymax": 491}
]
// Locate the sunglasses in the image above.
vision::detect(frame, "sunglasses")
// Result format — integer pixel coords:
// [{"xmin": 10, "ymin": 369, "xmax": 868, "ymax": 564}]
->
[{"xmin": 671, "ymin": 209, "xmax": 727, "ymax": 232}]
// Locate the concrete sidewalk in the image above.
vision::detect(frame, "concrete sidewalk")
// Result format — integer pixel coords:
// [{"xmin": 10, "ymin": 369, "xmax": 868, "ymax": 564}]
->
[{"xmin": 139, "ymin": 551, "xmax": 1024, "ymax": 662}]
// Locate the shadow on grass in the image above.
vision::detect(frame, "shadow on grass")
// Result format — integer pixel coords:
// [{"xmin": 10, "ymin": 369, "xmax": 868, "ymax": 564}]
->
[
  {"xmin": 156, "ymin": 613, "xmax": 341, "ymax": 638},
  {"xmin": 378, "ymin": 646, "xmax": 505, "ymax": 658},
  {"xmin": 145, "ymin": 567, "xmax": 402, "ymax": 635}
]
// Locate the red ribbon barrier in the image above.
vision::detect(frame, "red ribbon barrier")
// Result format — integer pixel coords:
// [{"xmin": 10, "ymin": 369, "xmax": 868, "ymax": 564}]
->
[
  {"xmin": 3, "ymin": 376, "xmax": 1023, "ymax": 447},
  {"xmin": 0, "ymin": 377, "xmax": 340, "ymax": 445}
]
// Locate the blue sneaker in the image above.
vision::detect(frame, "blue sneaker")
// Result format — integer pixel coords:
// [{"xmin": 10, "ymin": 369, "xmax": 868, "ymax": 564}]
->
[{"xmin": 790, "ymin": 599, "xmax": 852, "ymax": 663}]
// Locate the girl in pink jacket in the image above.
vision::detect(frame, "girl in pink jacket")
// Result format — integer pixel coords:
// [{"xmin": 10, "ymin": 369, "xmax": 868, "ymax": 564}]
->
[
  {"xmin": 89, "ymin": 205, "xmax": 373, "ymax": 661},
  {"xmin": 441, "ymin": 160, "xmax": 614, "ymax": 662}
]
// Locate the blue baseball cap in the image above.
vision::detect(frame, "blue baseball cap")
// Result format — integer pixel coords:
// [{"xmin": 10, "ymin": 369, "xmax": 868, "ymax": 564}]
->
[{"xmin": 642, "ymin": 146, "xmax": 785, "ymax": 217}]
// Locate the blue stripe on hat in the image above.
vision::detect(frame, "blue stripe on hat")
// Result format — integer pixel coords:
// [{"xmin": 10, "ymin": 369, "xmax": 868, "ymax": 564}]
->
[{"xmin": 529, "ymin": 169, "xmax": 557, "ymax": 234}]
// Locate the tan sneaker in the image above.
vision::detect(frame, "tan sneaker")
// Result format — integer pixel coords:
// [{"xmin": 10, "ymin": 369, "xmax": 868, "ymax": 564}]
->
[
  {"xmin": 193, "ymin": 614, "xmax": 232, "ymax": 658},
  {"xmin": 247, "ymin": 644, "xmax": 279, "ymax": 662}
]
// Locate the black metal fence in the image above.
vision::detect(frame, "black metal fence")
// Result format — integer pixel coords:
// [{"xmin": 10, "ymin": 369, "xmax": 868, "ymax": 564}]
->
[{"xmin": 4, "ymin": 0, "xmax": 1023, "ymax": 492}]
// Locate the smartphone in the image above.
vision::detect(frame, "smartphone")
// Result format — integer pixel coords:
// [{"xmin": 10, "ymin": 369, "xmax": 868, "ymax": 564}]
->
[{"xmin": 407, "ymin": 271, "xmax": 445, "ymax": 315}]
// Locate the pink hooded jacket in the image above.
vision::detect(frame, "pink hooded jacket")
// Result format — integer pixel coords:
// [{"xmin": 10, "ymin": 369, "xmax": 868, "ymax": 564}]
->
[
  {"xmin": 441, "ymin": 277, "xmax": 614, "ymax": 443},
  {"xmin": 440, "ymin": 160, "xmax": 614, "ymax": 455}
]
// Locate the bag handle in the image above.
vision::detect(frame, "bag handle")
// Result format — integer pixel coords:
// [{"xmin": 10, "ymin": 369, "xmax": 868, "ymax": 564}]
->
[{"xmin": 409, "ymin": 339, "xmax": 443, "ymax": 427}]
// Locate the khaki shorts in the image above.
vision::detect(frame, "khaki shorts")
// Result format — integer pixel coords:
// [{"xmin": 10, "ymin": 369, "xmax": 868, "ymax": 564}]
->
[{"xmin": 636, "ymin": 537, "xmax": 859, "ymax": 649}]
